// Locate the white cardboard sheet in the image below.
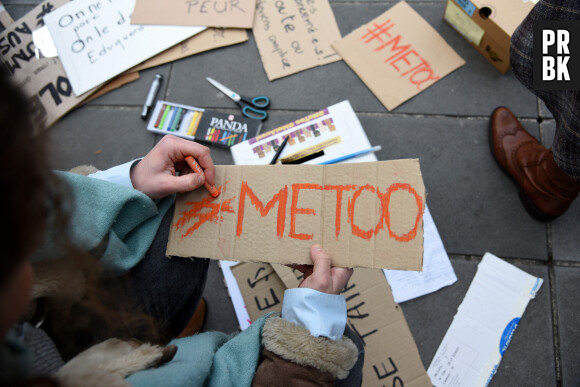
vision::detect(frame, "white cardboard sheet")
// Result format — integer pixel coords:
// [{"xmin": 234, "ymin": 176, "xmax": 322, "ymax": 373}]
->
[
  {"xmin": 384, "ymin": 205, "xmax": 457, "ymax": 303},
  {"xmin": 43, "ymin": 0, "xmax": 204, "ymax": 95},
  {"xmin": 427, "ymin": 252, "xmax": 543, "ymax": 386}
]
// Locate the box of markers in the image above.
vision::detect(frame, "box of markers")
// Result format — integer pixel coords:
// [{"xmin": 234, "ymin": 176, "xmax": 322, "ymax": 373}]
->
[{"xmin": 146, "ymin": 100, "xmax": 261, "ymax": 148}]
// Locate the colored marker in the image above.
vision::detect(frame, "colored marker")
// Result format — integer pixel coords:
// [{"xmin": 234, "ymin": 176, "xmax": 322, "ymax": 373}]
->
[
  {"xmin": 165, "ymin": 107, "xmax": 179, "ymax": 131},
  {"xmin": 170, "ymin": 108, "xmax": 184, "ymax": 132},
  {"xmin": 185, "ymin": 156, "xmax": 220, "ymax": 198},
  {"xmin": 158, "ymin": 105, "xmax": 171, "ymax": 129},
  {"xmin": 154, "ymin": 103, "xmax": 167, "ymax": 127},
  {"xmin": 141, "ymin": 73, "xmax": 163, "ymax": 120},
  {"xmin": 187, "ymin": 111, "xmax": 201, "ymax": 136},
  {"xmin": 270, "ymin": 136, "xmax": 289, "ymax": 165},
  {"xmin": 179, "ymin": 111, "xmax": 193, "ymax": 132},
  {"xmin": 318, "ymin": 145, "xmax": 382, "ymax": 165}
]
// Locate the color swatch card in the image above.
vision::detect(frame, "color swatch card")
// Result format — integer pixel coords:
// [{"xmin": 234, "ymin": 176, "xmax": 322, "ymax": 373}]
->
[
  {"xmin": 43, "ymin": 0, "xmax": 205, "ymax": 95},
  {"xmin": 230, "ymin": 100, "xmax": 375, "ymax": 165},
  {"xmin": 147, "ymin": 100, "xmax": 261, "ymax": 148}
]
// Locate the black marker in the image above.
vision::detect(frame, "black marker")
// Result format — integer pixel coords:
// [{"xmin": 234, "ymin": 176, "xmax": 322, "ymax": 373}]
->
[{"xmin": 141, "ymin": 73, "xmax": 163, "ymax": 120}]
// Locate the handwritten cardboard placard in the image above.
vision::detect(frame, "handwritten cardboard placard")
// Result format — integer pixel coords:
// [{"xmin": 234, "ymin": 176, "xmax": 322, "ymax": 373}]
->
[
  {"xmin": 131, "ymin": 0, "xmax": 256, "ymax": 28},
  {"xmin": 252, "ymin": 0, "xmax": 342, "ymax": 80},
  {"xmin": 167, "ymin": 160, "xmax": 425, "ymax": 270},
  {"xmin": 332, "ymin": 1, "xmax": 465, "ymax": 111},
  {"xmin": 0, "ymin": 0, "xmax": 89, "ymax": 132},
  {"xmin": 231, "ymin": 262, "xmax": 432, "ymax": 386},
  {"xmin": 43, "ymin": 0, "xmax": 205, "ymax": 96}
]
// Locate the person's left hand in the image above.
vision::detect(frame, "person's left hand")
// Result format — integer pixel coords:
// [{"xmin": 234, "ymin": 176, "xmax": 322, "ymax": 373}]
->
[
  {"xmin": 291, "ymin": 245, "xmax": 353, "ymax": 295},
  {"xmin": 130, "ymin": 135, "xmax": 215, "ymax": 199}
]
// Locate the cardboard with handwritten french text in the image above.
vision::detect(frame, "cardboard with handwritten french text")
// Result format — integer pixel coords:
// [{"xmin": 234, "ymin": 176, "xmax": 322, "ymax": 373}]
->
[
  {"xmin": 131, "ymin": 0, "xmax": 256, "ymax": 28},
  {"xmin": 167, "ymin": 160, "xmax": 425, "ymax": 270},
  {"xmin": 231, "ymin": 262, "xmax": 286, "ymax": 319},
  {"xmin": 252, "ymin": 0, "xmax": 342, "ymax": 80},
  {"xmin": 0, "ymin": 0, "xmax": 89, "ymax": 133},
  {"xmin": 332, "ymin": 1, "xmax": 465, "ymax": 111},
  {"xmin": 231, "ymin": 262, "xmax": 431, "ymax": 386},
  {"xmin": 43, "ymin": 0, "xmax": 204, "ymax": 96}
]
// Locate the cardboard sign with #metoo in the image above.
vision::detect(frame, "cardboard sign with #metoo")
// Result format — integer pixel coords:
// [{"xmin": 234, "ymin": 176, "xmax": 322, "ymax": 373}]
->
[
  {"xmin": 167, "ymin": 160, "xmax": 426, "ymax": 270},
  {"xmin": 332, "ymin": 1, "xmax": 465, "ymax": 111}
]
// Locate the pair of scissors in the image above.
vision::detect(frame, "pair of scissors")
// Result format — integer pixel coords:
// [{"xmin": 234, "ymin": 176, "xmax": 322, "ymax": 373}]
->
[{"xmin": 206, "ymin": 77, "xmax": 270, "ymax": 121}]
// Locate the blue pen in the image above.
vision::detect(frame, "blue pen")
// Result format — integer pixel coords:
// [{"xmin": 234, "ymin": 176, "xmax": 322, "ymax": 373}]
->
[{"xmin": 319, "ymin": 145, "xmax": 382, "ymax": 165}]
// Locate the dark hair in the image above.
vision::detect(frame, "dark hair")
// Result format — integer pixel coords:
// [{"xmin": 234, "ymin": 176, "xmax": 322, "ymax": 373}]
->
[
  {"xmin": 0, "ymin": 65, "xmax": 56, "ymax": 285},
  {"xmin": 0, "ymin": 66, "xmax": 162, "ymax": 362}
]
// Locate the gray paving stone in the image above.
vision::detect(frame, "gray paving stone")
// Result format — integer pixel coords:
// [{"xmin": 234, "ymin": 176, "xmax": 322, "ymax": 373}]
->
[
  {"xmin": 401, "ymin": 257, "xmax": 555, "ymax": 386},
  {"xmin": 201, "ymin": 260, "xmax": 240, "ymax": 334},
  {"xmin": 554, "ymin": 266, "xmax": 580, "ymax": 386},
  {"xmin": 87, "ymin": 65, "xmax": 172, "ymax": 107},
  {"xmin": 359, "ymin": 112, "xmax": 548, "ymax": 259},
  {"xmin": 45, "ymin": 106, "xmax": 156, "ymax": 171}
]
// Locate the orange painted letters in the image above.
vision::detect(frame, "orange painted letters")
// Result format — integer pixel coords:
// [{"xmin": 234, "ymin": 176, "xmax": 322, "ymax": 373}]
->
[
  {"xmin": 174, "ymin": 180, "xmax": 423, "ymax": 243},
  {"xmin": 236, "ymin": 181, "xmax": 288, "ymax": 239}
]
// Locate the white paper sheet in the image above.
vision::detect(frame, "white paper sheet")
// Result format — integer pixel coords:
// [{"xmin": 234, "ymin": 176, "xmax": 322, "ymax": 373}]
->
[
  {"xmin": 384, "ymin": 205, "xmax": 457, "ymax": 303},
  {"xmin": 427, "ymin": 253, "xmax": 543, "ymax": 386},
  {"xmin": 43, "ymin": 0, "xmax": 204, "ymax": 95},
  {"xmin": 219, "ymin": 260, "xmax": 251, "ymax": 330}
]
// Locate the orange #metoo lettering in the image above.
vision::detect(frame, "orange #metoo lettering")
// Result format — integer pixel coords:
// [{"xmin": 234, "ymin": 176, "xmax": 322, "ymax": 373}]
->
[
  {"xmin": 360, "ymin": 19, "xmax": 440, "ymax": 90},
  {"xmin": 173, "ymin": 180, "xmax": 423, "ymax": 242}
]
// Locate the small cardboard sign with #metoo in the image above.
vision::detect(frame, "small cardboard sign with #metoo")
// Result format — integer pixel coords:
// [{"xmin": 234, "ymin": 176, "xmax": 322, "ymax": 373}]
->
[
  {"xmin": 332, "ymin": 1, "xmax": 465, "ymax": 111},
  {"xmin": 167, "ymin": 160, "xmax": 426, "ymax": 270}
]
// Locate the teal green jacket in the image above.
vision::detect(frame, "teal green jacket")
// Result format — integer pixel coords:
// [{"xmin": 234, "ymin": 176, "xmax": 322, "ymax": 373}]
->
[{"xmin": 26, "ymin": 172, "xmax": 271, "ymax": 385}]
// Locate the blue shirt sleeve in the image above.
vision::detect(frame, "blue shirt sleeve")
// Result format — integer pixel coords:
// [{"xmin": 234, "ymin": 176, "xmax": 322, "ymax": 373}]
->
[
  {"xmin": 87, "ymin": 159, "xmax": 139, "ymax": 188},
  {"xmin": 281, "ymin": 288, "xmax": 347, "ymax": 340}
]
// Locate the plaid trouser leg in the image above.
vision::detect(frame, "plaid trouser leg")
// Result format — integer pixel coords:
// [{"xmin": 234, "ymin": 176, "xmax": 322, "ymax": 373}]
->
[{"xmin": 510, "ymin": 0, "xmax": 580, "ymax": 180}]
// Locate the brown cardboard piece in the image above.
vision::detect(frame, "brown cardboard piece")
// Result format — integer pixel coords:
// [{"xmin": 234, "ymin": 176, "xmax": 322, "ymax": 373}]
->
[
  {"xmin": 0, "ymin": 0, "xmax": 90, "ymax": 132},
  {"xmin": 252, "ymin": 0, "xmax": 342, "ymax": 80},
  {"xmin": 83, "ymin": 72, "xmax": 141, "ymax": 104},
  {"xmin": 332, "ymin": 1, "xmax": 465, "ymax": 111},
  {"xmin": 231, "ymin": 262, "xmax": 286, "ymax": 319},
  {"xmin": 443, "ymin": 0, "xmax": 533, "ymax": 74},
  {"xmin": 131, "ymin": 0, "xmax": 256, "ymax": 28},
  {"xmin": 231, "ymin": 262, "xmax": 431, "ymax": 386},
  {"xmin": 130, "ymin": 28, "xmax": 248, "ymax": 72},
  {"xmin": 167, "ymin": 160, "xmax": 426, "ymax": 270}
]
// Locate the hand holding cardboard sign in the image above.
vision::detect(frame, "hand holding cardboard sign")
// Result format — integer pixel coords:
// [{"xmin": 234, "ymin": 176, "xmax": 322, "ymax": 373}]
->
[
  {"xmin": 292, "ymin": 245, "xmax": 353, "ymax": 295},
  {"xmin": 130, "ymin": 135, "xmax": 215, "ymax": 199}
]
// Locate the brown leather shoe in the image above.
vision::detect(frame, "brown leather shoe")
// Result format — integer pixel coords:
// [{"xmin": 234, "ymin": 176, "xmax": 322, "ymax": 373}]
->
[
  {"xmin": 177, "ymin": 298, "xmax": 207, "ymax": 338},
  {"xmin": 490, "ymin": 107, "xmax": 580, "ymax": 221}
]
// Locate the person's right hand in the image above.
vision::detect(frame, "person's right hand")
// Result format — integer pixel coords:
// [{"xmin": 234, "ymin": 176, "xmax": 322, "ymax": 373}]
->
[
  {"xmin": 130, "ymin": 135, "xmax": 215, "ymax": 199},
  {"xmin": 292, "ymin": 245, "xmax": 353, "ymax": 295}
]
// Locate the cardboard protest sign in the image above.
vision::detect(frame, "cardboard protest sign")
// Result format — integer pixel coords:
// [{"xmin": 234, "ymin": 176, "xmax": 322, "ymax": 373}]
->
[
  {"xmin": 167, "ymin": 160, "xmax": 426, "ymax": 270},
  {"xmin": 252, "ymin": 0, "xmax": 342, "ymax": 80},
  {"xmin": 0, "ymin": 0, "xmax": 89, "ymax": 132},
  {"xmin": 130, "ymin": 28, "xmax": 248, "ymax": 73},
  {"xmin": 231, "ymin": 262, "xmax": 432, "ymax": 386},
  {"xmin": 231, "ymin": 262, "xmax": 286, "ymax": 319},
  {"xmin": 43, "ymin": 0, "xmax": 204, "ymax": 96},
  {"xmin": 131, "ymin": 0, "xmax": 256, "ymax": 28},
  {"xmin": 332, "ymin": 1, "xmax": 465, "ymax": 111}
]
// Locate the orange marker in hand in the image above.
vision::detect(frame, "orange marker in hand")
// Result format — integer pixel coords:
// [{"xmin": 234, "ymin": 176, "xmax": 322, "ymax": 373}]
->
[{"xmin": 185, "ymin": 156, "xmax": 220, "ymax": 198}]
